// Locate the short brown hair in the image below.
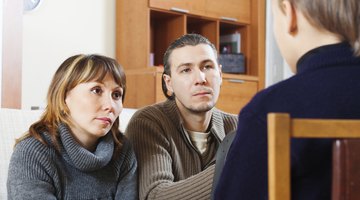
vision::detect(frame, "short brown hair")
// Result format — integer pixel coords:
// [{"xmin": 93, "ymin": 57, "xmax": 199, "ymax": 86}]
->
[{"xmin": 279, "ymin": 0, "xmax": 360, "ymax": 56}]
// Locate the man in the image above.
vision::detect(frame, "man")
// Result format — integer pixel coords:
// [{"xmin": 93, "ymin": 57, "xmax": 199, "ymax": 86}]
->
[{"xmin": 126, "ymin": 34, "xmax": 238, "ymax": 200}]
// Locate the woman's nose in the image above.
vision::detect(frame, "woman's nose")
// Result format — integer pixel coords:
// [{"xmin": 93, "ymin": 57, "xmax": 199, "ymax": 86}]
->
[{"xmin": 102, "ymin": 95, "xmax": 116, "ymax": 113}]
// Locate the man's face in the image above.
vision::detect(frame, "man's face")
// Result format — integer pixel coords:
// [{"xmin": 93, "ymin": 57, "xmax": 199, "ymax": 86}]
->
[{"xmin": 163, "ymin": 44, "xmax": 222, "ymax": 114}]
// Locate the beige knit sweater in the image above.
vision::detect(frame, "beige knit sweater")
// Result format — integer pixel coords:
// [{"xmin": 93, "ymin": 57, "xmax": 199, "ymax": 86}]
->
[{"xmin": 126, "ymin": 100, "xmax": 238, "ymax": 200}]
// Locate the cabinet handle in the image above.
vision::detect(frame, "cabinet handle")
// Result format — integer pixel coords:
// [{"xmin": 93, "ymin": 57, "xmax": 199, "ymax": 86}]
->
[
  {"xmin": 170, "ymin": 7, "xmax": 189, "ymax": 13},
  {"xmin": 227, "ymin": 79, "xmax": 245, "ymax": 84},
  {"xmin": 220, "ymin": 16, "xmax": 238, "ymax": 22}
]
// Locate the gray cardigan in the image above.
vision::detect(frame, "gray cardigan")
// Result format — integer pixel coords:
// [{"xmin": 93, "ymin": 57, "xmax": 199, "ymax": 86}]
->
[{"xmin": 7, "ymin": 124, "xmax": 138, "ymax": 200}]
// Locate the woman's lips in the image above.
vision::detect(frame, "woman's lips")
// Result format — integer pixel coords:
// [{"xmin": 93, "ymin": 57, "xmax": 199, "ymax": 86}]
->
[{"xmin": 97, "ymin": 117, "xmax": 112, "ymax": 124}]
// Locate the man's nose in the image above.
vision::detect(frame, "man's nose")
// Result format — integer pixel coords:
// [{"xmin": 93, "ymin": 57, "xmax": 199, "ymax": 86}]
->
[{"xmin": 194, "ymin": 69, "xmax": 206, "ymax": 85}]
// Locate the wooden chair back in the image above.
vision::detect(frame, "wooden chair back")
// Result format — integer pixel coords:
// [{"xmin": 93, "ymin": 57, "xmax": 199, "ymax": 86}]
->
[{"xmin": 267, "ymin": 113, "xmax": 360, "ymax": 200}]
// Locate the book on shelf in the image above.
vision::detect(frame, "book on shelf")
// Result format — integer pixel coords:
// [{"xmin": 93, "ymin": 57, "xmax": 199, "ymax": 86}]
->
[{"xmin": 220, "ymin": 33, "xmax": 241, "ymax": 54}]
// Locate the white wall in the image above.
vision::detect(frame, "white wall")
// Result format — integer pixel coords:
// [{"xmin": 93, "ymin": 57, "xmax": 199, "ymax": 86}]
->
[
  {"xmin": 22, "ymin": 0, "xmax": 116, "ymax": 109},
  {"xmin": 0, "ymin": 0, "xmax": 3, "ymax": 106},
  {"xmin": 265, "ymin": 0, "xmax": 294, "ymax": 87}
]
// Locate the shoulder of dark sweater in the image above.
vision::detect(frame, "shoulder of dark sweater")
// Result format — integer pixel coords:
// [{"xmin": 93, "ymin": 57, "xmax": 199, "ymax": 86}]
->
[{"xmin": 240, "ymin": 42, "xmax": 360, "ymax": 121}]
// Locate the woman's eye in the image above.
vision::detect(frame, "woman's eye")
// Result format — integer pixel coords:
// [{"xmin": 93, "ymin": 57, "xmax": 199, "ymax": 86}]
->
[
  {"xmin": 91, "ymin": 87, "xmax": 102, "ymax": 94},
  {"xmin": 112, "ymin": 91, "xmax": 122, "ymax": 100}
]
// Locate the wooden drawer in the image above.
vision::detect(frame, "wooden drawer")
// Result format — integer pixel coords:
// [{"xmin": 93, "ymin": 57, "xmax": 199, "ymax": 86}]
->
[
  {"xmin": 149, "ymin": 0, "xmax": 206, "ymax": 16},
  {"xmin": 205, "ymin": 0, "xmax": 251, "ymax": 23},
  {"xmin": 217, "ymin": 78, "xmax": 258, "ymax": 114},
  {"xmin": 124, "ymin": 68, "xmax": 165, "ymax": 108}
]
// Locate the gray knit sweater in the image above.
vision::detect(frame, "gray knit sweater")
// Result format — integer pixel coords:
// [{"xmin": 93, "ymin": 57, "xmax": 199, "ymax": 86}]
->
[
  {"xmin": 126, "ymin": 100, "xmax": 238, "ymax": 200},
  {"xmin": 7, "ymin": 124, "xmax": 138, "ymax": 200}
]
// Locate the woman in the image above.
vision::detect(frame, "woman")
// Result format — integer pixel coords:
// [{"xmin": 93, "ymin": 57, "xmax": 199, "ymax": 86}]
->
[
  {"xmin": 7, "ymin": 54, "xmax": 138, "ymax": 199},
  {"xmin": 215, "ymin": 0, "xmax": 360, "ymax": 199}
]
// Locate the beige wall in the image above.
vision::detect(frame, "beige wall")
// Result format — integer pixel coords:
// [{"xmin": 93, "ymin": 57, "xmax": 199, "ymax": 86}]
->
[
  {"xmin": 0, "ymin": 0, "xmax": 2, "ymax": 106},
  {"xmin": 22, "ymin": 0, "xmax": 116, "ymax": 109}
]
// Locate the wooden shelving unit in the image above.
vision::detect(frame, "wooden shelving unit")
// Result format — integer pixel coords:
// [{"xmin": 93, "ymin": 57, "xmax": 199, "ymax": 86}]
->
[{"xmin": 116, "ymin": 0, "xmax": 265, "ymax": 114}]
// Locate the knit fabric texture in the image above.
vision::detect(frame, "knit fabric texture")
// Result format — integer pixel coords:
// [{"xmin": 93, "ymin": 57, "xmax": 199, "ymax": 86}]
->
[
  {"xmin": 7, "ymin": 124, "xmax": 138, "ymax": 200},
  {"xmin": 215, "ymin": 43, "xmax": 360, "ymax": 200},
  {"xmin": 126, "ymin": 100, "xmax": 238, "ymax": 200}
]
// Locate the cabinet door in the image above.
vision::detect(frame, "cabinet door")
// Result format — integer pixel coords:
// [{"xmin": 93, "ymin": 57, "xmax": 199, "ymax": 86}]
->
[
  {"xmin": 149, "ymin": 0, "xmax": 206, "ymax": 16},
  {"xmin": 217, "ymin": 78, "xmax": 258, "ymax": 114},
  {"xmin": 206, "ymin": 0, "xmax": 251, "ymax": 23}
]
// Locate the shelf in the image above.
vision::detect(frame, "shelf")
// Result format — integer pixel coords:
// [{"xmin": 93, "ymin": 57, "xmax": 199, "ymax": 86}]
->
[
  {"xmin": 187, "ymin": 15, "xmax": 218, "ymax": 46},
  {"xmin": 117, "ymin": 0, "xmax": 265, "ymax": 113},
  {"xmin": 150, "ymin": 9, "xmax": 186, "ymax": 66}
]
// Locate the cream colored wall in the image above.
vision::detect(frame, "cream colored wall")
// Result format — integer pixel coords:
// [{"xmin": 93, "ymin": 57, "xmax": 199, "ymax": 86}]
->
[
  {"xmin": 0, "ymin": 0, "xmax": 3, "ymax": 106},
  {"xmin": 265, "ymin": 0, "xmax": 293, "ymax": 87},
  {"xmin": 22, "ymin": 0, "xmax": 116, "ymax": 109}
]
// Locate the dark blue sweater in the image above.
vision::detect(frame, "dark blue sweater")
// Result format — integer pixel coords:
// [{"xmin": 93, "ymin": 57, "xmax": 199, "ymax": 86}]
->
[{"xmin": 214, "ymin": 43, "xmax": 360, "ymax": 200}]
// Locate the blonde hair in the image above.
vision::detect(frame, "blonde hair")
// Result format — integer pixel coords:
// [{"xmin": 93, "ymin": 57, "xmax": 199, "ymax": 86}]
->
[
  {"xmin": 17, "ymin": 54, "xmax": 126, "ymax": 156},
  {"xmin": 279, "ymin": 0, "xmax": 360, "ymax": 56}
]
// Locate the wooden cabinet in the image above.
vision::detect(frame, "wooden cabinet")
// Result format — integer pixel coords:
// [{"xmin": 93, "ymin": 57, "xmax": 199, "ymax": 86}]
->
[
  {"xmin": 124, "ymin": 68, "xmax": 166, "ymax": 108},
  {"xmin": 150, "ymin": 0, "xmax": 251, "ymax": 23},
  {"xmin": 149, "ymin": 0, "xmax": 206, "ymax": 16},
  {"xmin": 217, "ymin": 74, "xmax": 258, "ymax": 114},
  {"xmin": 206, "ymin": 0, "xmax": 251, "ymax": 23},
  {"xmin": 116, "ymin": 0, "xmax": 265, "ymax": 114}
]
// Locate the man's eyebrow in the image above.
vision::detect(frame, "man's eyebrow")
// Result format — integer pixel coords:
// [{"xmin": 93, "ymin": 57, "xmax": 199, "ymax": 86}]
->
[
  {"xmin": 175, "ymin": 62, "xmax": 192, "ymax": 69},
  {"xmin": 201, "ymin": 59, "xmax": 215, "ymax": 64}
]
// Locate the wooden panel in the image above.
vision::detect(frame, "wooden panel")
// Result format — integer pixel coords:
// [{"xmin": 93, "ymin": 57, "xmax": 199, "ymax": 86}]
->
[
  {"xmin": 292, "ymin": 119, "xmax": 360, "ymax": 138},
  {"xmin": 267, "ymin": 113, "xmax": 360, "ymax": 200},
  {"xmin": 216, "ymin": 78, "xmax": 258, "ymax": 114},
  {"xmin": 124, "ymin": 69, "xmax": 157, "ymax": 108},
  {"xmin": 155, "ymin": 72, "xmax": 166, "ymax": 102},
  {"xmin": 249, "ymin": 0, "xmax": 266, "ymax": 89},
  {"xmin": 205, "ymin": 0, "xmax": 251, "ymax": 23},
  {"xmin": 152, "ymin": 10, "xmax": 186, "ymax": 66},
  {"xmin": 267, "ymin": 113, "xmax": 291, "ymax": 200},
  {"xmin": 187, "ymin": 16, "xmax": 218, "ymax": 47},
  {"xmin": 332, "ymin": 139, "xmax": 360, "ymax": 200},
  {"xmin": 149, "ymin": 0, "xmax": 206, "ymax": 16},
  {"xmin": 116, "ymin": 0, "xmax": 149, "ymax": 70},
  {"xmin": 2, "ymin": 0, "xmax": 23, "ymax": 108}
]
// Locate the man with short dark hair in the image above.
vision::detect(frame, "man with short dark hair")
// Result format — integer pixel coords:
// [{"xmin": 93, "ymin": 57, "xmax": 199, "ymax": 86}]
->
[{"xmin": 126, "ymin": 34, "xmax": 237, "ymax": 200}]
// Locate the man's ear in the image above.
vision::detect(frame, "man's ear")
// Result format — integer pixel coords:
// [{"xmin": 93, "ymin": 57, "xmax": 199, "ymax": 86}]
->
[
  {"xmin": 282, "ymin": 0, "xmax": 298, "ymax": 35},
  {"xmin": 219, "ymin": 64, "xmax": 223, "ymax": 85},
  {"xmin": 163, "ymin": 74, "xmax": 174, "ymax": 94}
]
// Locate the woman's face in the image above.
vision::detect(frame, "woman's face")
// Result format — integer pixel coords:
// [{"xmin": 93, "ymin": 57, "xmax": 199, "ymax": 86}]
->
[{"xmin": 65, "ymin": 73, "xmax": 123, "ymax": 150}]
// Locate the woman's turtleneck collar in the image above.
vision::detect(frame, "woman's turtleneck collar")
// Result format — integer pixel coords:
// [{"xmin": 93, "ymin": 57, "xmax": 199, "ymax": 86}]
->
[
  {"xmin": 296, "ymin": 42, "xmax": 360, "ymax": 74},
  {"xmin": 57, "ymin": 124, "xmax": 114, "ymax": 172}
]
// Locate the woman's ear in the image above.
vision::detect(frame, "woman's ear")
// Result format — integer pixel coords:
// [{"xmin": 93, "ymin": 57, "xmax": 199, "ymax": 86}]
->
[{"xmin": 282, "ymin": 0, "xmax": 298, "ymax": 35}]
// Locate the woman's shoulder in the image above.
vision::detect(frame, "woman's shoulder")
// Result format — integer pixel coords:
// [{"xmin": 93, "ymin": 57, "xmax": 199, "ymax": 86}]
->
[
  {"xmin": 12, "ymin": 136, "xmax": 55, "ymax": 161},
  {"xmin": 113, "ymin": 137, "xmax": 137, "ymax": 170}
]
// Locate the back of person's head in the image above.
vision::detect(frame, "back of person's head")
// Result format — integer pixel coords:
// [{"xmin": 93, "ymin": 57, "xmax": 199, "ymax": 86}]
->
[
  {"xmin": 161, "ymin": 33, "xmax": 218, "ymax": 100},
  {"xmin": 279, "ymin": 0, "xmax": 360, "ymax": 56},
  {"xmin": 20, "ymin": 54, "xmax": 126, "ymax": 152}
]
